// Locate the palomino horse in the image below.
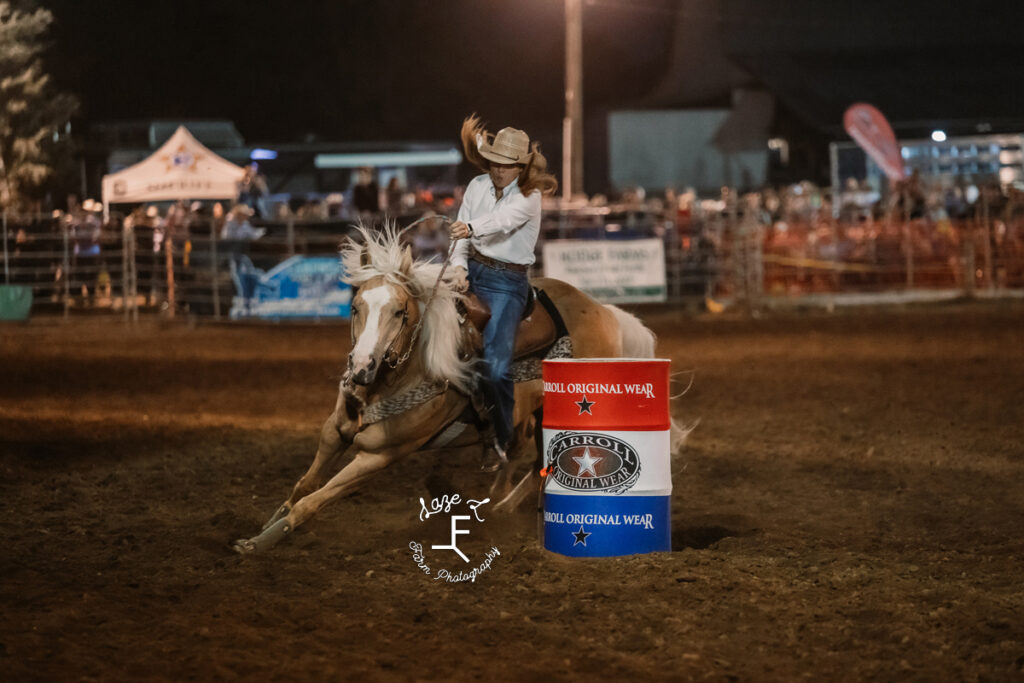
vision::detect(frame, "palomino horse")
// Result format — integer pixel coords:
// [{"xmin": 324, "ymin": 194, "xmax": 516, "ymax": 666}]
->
[{"xmin": 233, "ymin": 227, "xmax": 667, "ymax": 553}]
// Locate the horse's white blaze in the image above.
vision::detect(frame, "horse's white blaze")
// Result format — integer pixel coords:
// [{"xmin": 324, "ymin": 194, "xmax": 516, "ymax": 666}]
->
[{"xmin": 351, "ymin": 285, "xmax": 393, "ymax": 369}]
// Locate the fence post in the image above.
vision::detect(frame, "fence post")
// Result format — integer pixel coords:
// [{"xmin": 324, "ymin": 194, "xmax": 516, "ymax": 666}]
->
[
  {"xmin": 165, "ymin": 235, "xmax": 175, "ymax": 318},
  {"xmin": 2, "ymin": 210, "xmax": 8, "ymax": 284},
  {"xmin": 210, "ymin": 220, "xmax": 221, "ymax": 319},
  {"xmin": 130, "ymin": 229, "xmax": 138, "ymax": 324},
  {"xmin": 122, "ymin": 220, "xmax": 130, "ymax": 323},
  {"xmin": 903, "ymin": 192, "xmax": 914, "ymax": 290},
  {"xmin": 286, "ymin": 216, "xmax": 296, "ymax": 256},
  {"xmin": 62, "ymin": 220, "xmax": 70, "ymax": 319},
  {"xmin": 963, "ymin": 222, "xmax": 976, "ymax": 298},
  {"xmin": 981, "ymin": 192, "xmax": 993, "ymax": 291}
]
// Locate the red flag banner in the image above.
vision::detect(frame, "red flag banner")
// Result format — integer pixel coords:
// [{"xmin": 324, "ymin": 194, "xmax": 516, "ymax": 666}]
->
[{"xmin": 843, "ymin": 103, "xmax": 905, "ymax": 182}]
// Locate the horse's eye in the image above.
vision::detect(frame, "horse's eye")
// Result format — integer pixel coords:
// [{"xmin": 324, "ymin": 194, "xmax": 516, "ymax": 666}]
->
[
  {"xmin": 351, "ymin": 307, "xmax": 359, "ymax": 316},
  {"xmin": 394, "ymin": 309, "xmax": 404, "ymax": 318}
]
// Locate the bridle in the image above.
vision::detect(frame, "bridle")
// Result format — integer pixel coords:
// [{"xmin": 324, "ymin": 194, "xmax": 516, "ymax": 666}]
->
[
  {"xmin": 382, "ymin": 299, "xmax": 411, "ymax": 369},
  {"xmin": 349, "ymin": 214, "xmax": 458, "ymax": 378}
]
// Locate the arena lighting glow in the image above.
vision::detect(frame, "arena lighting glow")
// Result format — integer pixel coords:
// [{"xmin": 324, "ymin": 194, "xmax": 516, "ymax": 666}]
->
[
  {"xmin": 250, "ymin": 148, "xmax": 278, "ymax": 160},
  {"xmin": 931, "ymin": 130, "xmax": 947, "ymax": 142},
  {"xmin": 315, "ymin": 148, "xmax": 462, "ymax": 169}
]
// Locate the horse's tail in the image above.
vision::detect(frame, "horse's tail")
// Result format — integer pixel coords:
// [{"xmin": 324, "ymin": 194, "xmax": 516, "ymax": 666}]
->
[
  {"xmin": 605, "ymin": 304, "xmax": 694, "ymax": 457},
  {"xmin": 605, "ymin": 304, "xmax": 656, "ymax": 358}
]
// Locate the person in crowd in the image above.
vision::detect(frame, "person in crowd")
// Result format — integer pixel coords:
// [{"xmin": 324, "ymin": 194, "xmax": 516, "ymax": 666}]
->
[
  {"xmin": 71, "ymin": 200, "xmax": 103, "ymax": 304},
  {"xmin": 220, "ymin": 204, "xmax": 265, "ymax": 315},
  {"xmin": 385, "ymin": 177, "xmax": 404, "ymax": 215},
  {"xmin": 410, "ymin": 214, "xmax": 448, "ymax": 263},
  {"xmin": 352, "ymin": 167, "xmax": 380, "ymax": 217},
  {"xmin": 446, "ymin": 114, "xmax": 558, "ymax": 471},
  {"xmin": 237, "ymin": 162, "xmax": 269, "ymax": 218}
]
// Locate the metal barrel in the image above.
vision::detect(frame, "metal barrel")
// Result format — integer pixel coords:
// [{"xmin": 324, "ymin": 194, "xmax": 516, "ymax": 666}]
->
[{"xmin": 541, "ymin": 358, "xmax": 672, "ymax": 557}]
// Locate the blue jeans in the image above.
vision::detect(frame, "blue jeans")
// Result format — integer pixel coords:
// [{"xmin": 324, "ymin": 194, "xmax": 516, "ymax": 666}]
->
[{"xmin": 468, "ymin": 259, "xmax": 529, "ymax": 450}]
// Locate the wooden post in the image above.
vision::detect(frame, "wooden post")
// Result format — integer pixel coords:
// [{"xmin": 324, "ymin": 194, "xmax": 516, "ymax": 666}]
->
[{"xmin": 165, "ymin": 234, "xmax": 175, "ymax": 318}]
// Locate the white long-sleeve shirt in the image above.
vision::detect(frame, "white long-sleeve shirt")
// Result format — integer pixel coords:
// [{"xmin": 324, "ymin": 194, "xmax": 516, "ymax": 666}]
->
[{"xmin": 451, "ymin": 174, "xmax": 541, "ymax": 270}]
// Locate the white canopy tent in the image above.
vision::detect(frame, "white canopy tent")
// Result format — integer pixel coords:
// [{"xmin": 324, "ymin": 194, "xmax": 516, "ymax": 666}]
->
[{"xmin": 101, "ymin": 125, "xmax": 246, "ymax": 215}]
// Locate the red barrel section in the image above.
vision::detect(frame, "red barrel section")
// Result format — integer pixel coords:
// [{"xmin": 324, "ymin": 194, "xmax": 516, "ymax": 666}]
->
[{"xmin": 542, "ymin": 358, "xmax": 670, "ymax": 431}]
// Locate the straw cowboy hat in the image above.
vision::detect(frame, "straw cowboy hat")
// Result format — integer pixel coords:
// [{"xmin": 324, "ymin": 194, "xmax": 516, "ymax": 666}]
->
[{"xmin": 478, "ymin": 127, "xmax": 532, "ymax": 165}]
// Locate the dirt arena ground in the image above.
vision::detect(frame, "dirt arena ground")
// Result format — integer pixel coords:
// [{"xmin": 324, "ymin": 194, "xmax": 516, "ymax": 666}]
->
[{"xmin": 2, "ymin": 302, "xmax": 1023, "ymax": 681}]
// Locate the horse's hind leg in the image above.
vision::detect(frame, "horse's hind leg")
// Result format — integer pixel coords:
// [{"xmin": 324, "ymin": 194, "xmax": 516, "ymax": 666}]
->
[{"xmin": 261, "ymin": 412, "xmax": 348, "ymax": 531}]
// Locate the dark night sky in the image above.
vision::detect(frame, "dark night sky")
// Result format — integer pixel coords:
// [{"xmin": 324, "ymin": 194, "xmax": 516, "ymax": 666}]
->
[
  {"xmin": 43, "ymin": 0, "xmax": 677, "ymax": 148},
  {"xmin": 36, "ymin": 0, "xmax": 1024, "ymax": 191}
]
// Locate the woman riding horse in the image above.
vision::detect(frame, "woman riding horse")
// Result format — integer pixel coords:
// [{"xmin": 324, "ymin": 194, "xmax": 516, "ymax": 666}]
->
[
  {"xmin": 232, "ymin": 224, "xmax": 667, "ymax": 553},
  {"xmin": 447, "ymin": 115, "xmax": 559, "ymax": 472}
]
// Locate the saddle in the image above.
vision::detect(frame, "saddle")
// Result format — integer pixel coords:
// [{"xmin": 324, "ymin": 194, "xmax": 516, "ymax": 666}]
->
[{"xmin": 461, "ymin": 286, "xmax": 568, "ymax": 360}]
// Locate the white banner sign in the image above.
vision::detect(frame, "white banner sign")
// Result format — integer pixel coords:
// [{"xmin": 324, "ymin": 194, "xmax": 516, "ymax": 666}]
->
[{"xmin": 542, "ymin": 238, "xmax": 666, "ymax": 303}]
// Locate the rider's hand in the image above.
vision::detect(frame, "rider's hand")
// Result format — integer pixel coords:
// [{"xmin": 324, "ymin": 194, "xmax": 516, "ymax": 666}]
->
[
  {"xmin": 449, "ymin": 221, "xmax": 473, "ymax": 240},
  {"xmin": 446, "ymin": 266, "xmax": 469, "ymax": 293}
]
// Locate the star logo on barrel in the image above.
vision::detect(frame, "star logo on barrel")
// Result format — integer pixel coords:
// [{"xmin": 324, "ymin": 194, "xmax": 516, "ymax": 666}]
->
[
  {"xmin": 572, "ymin": 525, "xmax": 591, "ymax": 547},
  {"xmin": 572, "ymin": 447, "xmax": 602, "ymax": 477},
  {"xmin": 575, "ymin": 395, "xmax": 595, "ymax": 415}
]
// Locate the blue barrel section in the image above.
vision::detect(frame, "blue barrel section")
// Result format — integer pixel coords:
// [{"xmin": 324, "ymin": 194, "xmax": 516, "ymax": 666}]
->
[{"xmin": 543, "ymin": 493, "xmax": 670, "ymax": 557}]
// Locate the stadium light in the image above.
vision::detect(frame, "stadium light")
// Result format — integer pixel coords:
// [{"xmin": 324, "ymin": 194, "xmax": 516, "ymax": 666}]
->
[
  {"xmin": 250, "ymin": 148, "xmax": 278, "ymax": 160},
  {"xmin": 931, "ymin": 130, "xmax": 947, "ymax": 142}
]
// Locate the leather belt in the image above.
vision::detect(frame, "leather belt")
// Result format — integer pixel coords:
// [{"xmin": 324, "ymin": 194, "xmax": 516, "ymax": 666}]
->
[{"xmin": 469, "ymin": 247, "xmax": 529, "ymax": 274}]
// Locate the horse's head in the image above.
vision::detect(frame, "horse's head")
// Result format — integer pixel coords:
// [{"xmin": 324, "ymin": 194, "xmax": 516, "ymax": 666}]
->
[{"xmin": 347, "ymin": 246, "xmax": 420, "ymax": 386}]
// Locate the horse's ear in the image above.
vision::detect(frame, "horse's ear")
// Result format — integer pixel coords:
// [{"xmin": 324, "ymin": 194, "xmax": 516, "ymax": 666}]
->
[{"xmin": 399, "ymin": 244, "xmax": 413, "ymax": 275}]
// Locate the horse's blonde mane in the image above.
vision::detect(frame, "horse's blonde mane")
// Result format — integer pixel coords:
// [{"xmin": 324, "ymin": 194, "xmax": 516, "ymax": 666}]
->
[{"xmin": 340, "ymin": 224, "xmax": 474, "ymax": 392}]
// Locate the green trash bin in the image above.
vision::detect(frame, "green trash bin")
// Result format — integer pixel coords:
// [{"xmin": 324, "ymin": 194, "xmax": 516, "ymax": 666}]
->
[{"xmin": 0, "ymin": 284, "xmax": 32, "ymax": 321}]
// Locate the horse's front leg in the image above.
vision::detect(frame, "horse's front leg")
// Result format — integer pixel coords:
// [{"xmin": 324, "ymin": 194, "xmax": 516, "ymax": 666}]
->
[
  {"xmin": 234, "ymin": 448, "xmax": 394, "ymax": 553},
  {"xmin": 259, "ymin": 411, "xmax": 351, "ymax": 532}
]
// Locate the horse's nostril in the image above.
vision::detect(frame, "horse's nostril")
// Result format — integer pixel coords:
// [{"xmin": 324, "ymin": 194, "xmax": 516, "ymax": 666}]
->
[{"xmin": 367, "ymin": 357, "xmax": 377, "ymax": 371}]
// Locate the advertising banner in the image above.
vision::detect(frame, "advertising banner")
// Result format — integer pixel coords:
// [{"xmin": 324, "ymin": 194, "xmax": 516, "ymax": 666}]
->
[
  {"xmin": 230, "ymin": 255, "xmax": 351, "ymax": 320},
  {"xmin": 843, "ymin": 103, "xmax": 905, "ymax": 182},
  {"xmin": 542, "ymin": 238, "xmax": 666, "ymax": 303}
]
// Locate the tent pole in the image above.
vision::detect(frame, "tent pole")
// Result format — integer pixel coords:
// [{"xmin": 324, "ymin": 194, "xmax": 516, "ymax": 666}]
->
[{"xmin": 211, "ymin": 217, "xmax": 221, "ymax": 319}]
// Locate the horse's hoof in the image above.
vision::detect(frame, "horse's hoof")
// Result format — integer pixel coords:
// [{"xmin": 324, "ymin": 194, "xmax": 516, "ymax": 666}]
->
[
  {"xmin": 232, "ymin": 538, "xmax": 257, "ymax": 554},
  {"xmin": 232, "ymin": 518, "xmax": 292, "ymax": 554},
  {"xmin": 262, "ymin": 503, "xmax": 291, "ymax": 531}
]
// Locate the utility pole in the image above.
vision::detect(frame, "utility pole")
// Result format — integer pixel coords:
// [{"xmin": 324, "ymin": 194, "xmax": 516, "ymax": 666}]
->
[{"xmin": 564, "ymin": 0, "xmax": 583, "ymax": 201}]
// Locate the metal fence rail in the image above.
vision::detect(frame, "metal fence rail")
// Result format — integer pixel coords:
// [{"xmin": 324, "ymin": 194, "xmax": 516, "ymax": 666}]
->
[
  {"xmin": 1, "ymin": 213, "xmax": 129, "ymax": 316},
  {"xmin": 3, "ymin": 204, "xmax": 1022, "ymax": 320}
]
